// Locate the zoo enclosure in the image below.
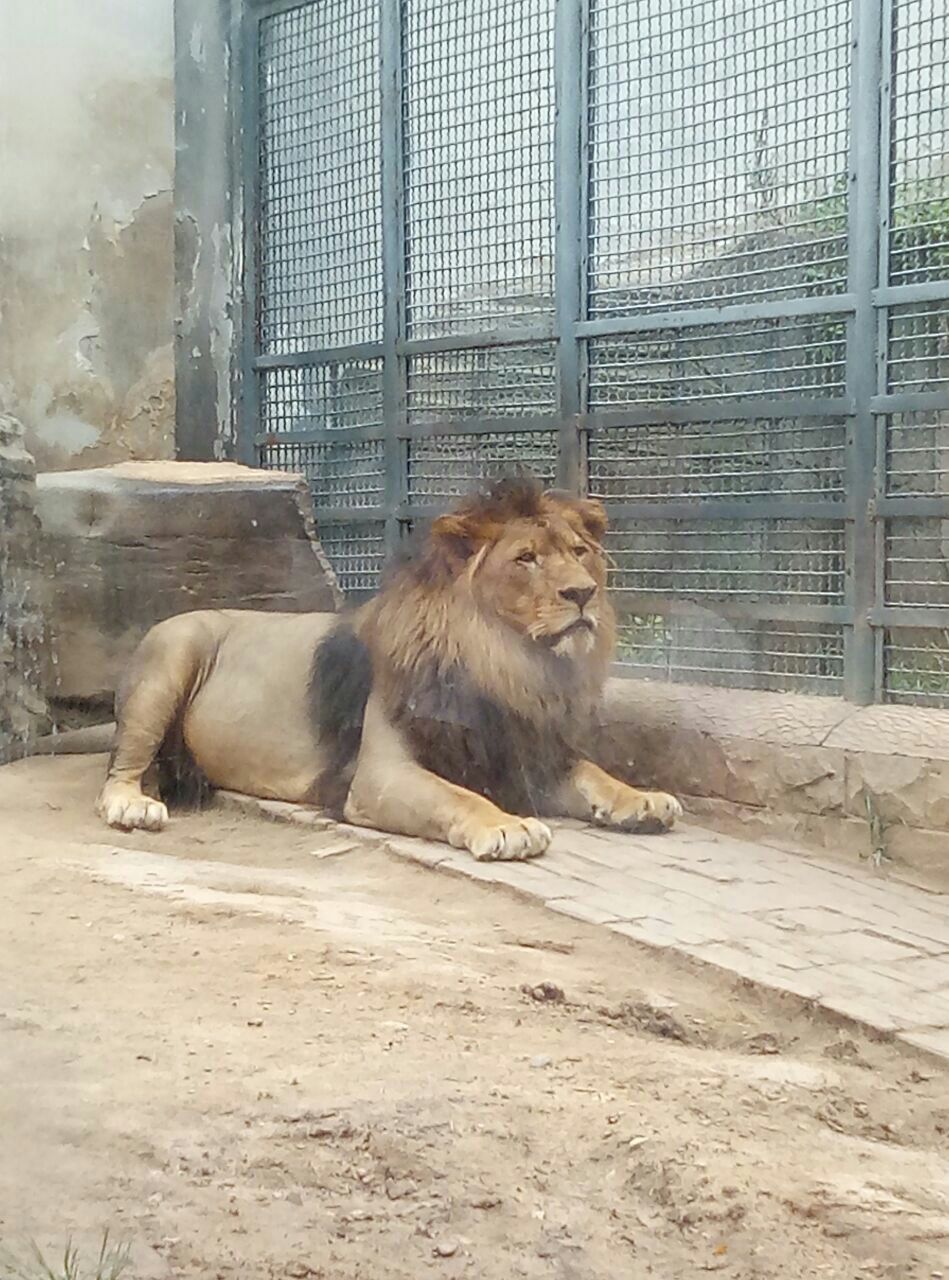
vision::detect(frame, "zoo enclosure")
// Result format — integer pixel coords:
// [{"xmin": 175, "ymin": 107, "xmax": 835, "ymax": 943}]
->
[{"xmin": 234, "ymin": 0, "xmax": 949, "ymax": 706}]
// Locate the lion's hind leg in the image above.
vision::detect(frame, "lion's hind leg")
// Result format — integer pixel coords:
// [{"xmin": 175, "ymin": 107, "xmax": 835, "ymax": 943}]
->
[{"xmin": 96, "ymin": 618, "xmax": 208, "ymax": 832}]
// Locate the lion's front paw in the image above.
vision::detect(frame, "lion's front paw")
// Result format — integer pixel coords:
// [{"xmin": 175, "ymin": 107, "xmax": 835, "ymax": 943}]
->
[
  {"xmin": 450, "ymin": 815, "xmax": 552, "ymax": 862},
  {"xmin": 593, "ymin": 788, "xmax": 682, "ymax": 834},
  {"xmin": 97, "ymin": 783, "xmax": 168, "ymax": 833}
]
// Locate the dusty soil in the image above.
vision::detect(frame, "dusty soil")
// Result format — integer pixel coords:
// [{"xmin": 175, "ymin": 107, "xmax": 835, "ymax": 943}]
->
[{"xmin": 1, "ymin": 755, "xmax": 948, "ymax": 1280}]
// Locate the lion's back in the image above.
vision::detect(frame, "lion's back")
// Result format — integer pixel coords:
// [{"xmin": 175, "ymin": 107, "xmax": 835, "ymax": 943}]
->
[{"xmin": 179, "ymin": 610, "xmax": 339, "ymax": 802}]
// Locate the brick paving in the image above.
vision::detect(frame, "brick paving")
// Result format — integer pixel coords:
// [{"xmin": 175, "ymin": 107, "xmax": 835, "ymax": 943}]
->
[{"xmin": 221, "ymin": 794, "xmax": 949, "ymax": 1060}]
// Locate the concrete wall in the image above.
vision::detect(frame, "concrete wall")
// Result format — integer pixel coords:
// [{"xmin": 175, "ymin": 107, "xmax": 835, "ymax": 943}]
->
[
  {"xmin": 174, "ymin": 0, "xmax": 241, "ymax": 463},
  {"xmin": 0, "ymin": 415, "xmax": 49, "ymax": 759},
  {"xmin": 0, "ymin": 1, "xmax": 175, "ymax": 472}
]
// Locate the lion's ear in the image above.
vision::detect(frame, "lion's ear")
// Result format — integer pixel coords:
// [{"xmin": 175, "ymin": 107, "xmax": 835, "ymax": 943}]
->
[
  {"xmin": 574, "ymin": 498, "xmax": 608, "ymax": 542},
  {"xmin": 428, "ymin": 512, "xmax": 483, "ymax": 570},
  {"xmin": 547, "ymin": 492, "xmax": 608, "ymax": 543},
  {"xmin": 548, "ymin": 494, "xmax": 607, "ymax": 545}
]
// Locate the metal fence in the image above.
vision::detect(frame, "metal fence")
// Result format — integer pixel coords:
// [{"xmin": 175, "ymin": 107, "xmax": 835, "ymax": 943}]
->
[{"xmin": 237, "ymin": 0, "xmax": 949, "ymax": 706}]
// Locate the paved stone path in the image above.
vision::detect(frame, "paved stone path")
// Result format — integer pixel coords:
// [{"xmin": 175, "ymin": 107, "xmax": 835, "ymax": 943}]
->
[{"xmin": 222, "ymin": 794, "xmax": 949, "ymax": 1060}]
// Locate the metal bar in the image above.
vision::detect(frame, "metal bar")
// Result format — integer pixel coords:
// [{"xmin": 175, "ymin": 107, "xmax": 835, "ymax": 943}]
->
[
  {"xmin": 380, "ymin": 0, "xmax": 406, "ymax": 559},
  {"xmin": 576, "ymin": 292, "xmax": 858, "ymax": 340},
  {"xmin": 305, "ymin": 506, "xmax": 390, "ymax": 525},
  {"xmin": 598, "ymin": 499, "xmax": 849, "ymax": 523},
  {"xmin": 235, "ymin": 3, "xmax": 262, "ymax": 466},
  {"xmin": 399, "ymin": 413, "xmax": 562, "ymax": 437},
  {"xmin": 575, "ymin": 0, "xmax": 591, "ymax": 495},
  {"xmin": 396, "ymin": 327, "xmax": 558, "ymax": 357},
  {"xmin": 581, "ymin": 397, "xmax": 854, "ymax": 427},
  {"xmin": 872, "ymin": 407, "xmax": 888, "ymax": 696},
  {"xmin": 871, "ymin": 391, "xmax": 949, "ymax": 414},
  {"xmin": 842, "ymin": 0, "xmax": 885, "ymax": 704},
  {"xmin": 553, "ymin": 0, "xmax": 586, "ymax": 491},
  {"xmin": 607, "ymin": 594, "xmax": 851, "ymax": 625},
  {"xmin": 873, "ymin": 279, "xmax": 949, "ymax": 307},
  {"xmin": 254, "ymin": 414, "xmax": 564, "ymax": 448},
  {"xmin": 394, "ymin": 504, "xmax": 483, "ymax": 521},
  {"xmin": 872, "ymin": 0, "xmax": 896, "ymax": 698},
  {"xmin": 255, "ymin": 427, "xmax": 389, "ymax": 447},
  {"xmin": 609, "ymin": 665, "xmax": 844, "ymax": 688},
  {"xmin": 253, "ymin": 343, "xmax": 385, "ymax": 371},
  {"xmin": 872, "ymin": 605, "xmax": 949, "ymax": 628},
  {"xmin": 873, "ymin": 496, "xmax": 949, "ymax": 518},
  {"xmin": 396, "ymin": 414, "xmax": 560, "ymax": 437},
  {"xmin": 248, "ymin": 0, "xmax": 321, "ymax": 15},
  {"xmin": 393, "ymin": 502, "xmax": 827, "ymax": 524}
]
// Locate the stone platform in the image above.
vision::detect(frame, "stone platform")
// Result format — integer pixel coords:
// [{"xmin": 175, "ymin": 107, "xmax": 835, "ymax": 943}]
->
[
  {"xmin": 220, "ymin": 792, "xmax": 949, "ymax": 1062},
  {"xmin": 596, "ymin": 679, "xmax": 949, "ymax": 887}
]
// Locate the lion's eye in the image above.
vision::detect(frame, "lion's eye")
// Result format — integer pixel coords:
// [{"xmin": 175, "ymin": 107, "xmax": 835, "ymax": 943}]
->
[
  {"xmin": 574, "ymin": 544, "xmax": 588, "ymax": 557},
  {"xmin": 516, "ymin": 550, "xmax": 537, "ymax": 565}
]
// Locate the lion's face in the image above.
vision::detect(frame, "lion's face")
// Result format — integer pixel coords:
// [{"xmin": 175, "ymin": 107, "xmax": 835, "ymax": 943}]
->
[
  {"xmin": 472, "ymin": 510, "xmax": 608, "ymax": 657},
  {"xmin": 426, "ymin": 484, "xmax": 611, "ymax": 661}
]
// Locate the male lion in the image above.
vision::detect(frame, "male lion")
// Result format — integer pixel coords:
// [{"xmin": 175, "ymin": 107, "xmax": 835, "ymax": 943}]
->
[{"xmin": 96, "ymin": 476, "xmax": 681, "ymax": 859}]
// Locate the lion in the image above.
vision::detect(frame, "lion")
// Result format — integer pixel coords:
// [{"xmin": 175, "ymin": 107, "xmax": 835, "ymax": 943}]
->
[{"xmin": 95, "ymin": 475, "xmax": 681, "ymax": 859}]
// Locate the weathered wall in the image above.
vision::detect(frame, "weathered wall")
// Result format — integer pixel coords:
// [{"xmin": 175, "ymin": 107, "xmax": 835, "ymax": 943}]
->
[
  {"xmin": 0, "ymin": 416, "xmax": 49, "ymax": 759},
  {"xmin": 0, "ymin": 1, "xmax": 176, "ymax": 471}
]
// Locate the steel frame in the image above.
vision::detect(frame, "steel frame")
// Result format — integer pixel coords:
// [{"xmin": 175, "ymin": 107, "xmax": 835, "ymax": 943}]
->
[{"xmin": 226, "ymin": 0, "xmax": 949, "ymax": 704}]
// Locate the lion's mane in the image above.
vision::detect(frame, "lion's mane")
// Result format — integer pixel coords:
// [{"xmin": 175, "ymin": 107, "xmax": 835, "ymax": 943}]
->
[{"xmin": 311, "ymin": 476, "xmax": 615, "ymax": 816}]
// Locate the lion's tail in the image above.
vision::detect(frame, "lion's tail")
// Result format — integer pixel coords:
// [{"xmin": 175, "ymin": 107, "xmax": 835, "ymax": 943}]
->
[{"xmin": 29, "ymin": 724, "xmax": 116, "ymax": 756}]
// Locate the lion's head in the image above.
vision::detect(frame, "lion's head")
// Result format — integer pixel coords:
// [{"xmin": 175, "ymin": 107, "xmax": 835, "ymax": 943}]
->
[
  {"xmin": 424, "ymin": 476, "xmax": 612, "ymax": 661},
  {"xmin": 363, "ymin": 476, "xmax": 615, "ymax": 723},
  {"xmin": 337, "ymin": 476, "xmax": 616, "ymax": 814}
]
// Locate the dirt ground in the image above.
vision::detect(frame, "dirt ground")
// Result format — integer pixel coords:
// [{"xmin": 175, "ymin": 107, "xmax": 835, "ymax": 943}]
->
[{"xmin": 1, "ymin": 755, "xmax": 948, "ymax": 1280}]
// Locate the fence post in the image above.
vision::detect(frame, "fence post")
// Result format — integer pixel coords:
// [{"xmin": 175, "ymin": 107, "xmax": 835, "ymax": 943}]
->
[
  {"xmin": 554, "ymin": 0, "xmax": 588, "ymax": 493},
  {"xmin": 380, "ymin": 0, "xmax": 407, "ymax": 557},
  {"xmin": 174, "ymin": 0, "xmax": 244, "ymax": 462},
  {"xmin": 844, "ymin": 0, "xmax": 886, "ymax": 703}
]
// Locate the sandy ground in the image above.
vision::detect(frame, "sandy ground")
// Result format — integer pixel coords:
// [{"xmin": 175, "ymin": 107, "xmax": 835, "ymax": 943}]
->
[{"xmin": 1, "ymin": 755, "xmax": 948, "ymax": 1280}]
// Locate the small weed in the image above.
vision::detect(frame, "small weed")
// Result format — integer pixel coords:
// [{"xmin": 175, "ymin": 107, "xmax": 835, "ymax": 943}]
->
[
  {"xmin": 0, "ymin": 1232, "xmax": 131, "ymax": 1280},
  {"xmin": 861, "ymin": 791, "xmax": 892, "ymax": 871}
]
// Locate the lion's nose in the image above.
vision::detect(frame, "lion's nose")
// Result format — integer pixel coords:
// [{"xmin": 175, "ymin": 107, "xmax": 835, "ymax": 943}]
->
[{"xmin": 560, "ymin": 584, "xmax": 595, "ymax": 610}]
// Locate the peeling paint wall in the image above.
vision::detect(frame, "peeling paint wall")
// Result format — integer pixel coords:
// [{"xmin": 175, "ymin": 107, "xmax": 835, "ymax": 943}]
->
[{"xmin": 0, "ymin": 1, "xmax": 175, "ymax": 471}]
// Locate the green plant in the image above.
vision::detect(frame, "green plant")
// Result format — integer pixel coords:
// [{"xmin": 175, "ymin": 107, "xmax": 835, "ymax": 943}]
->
[{"xmin": 0, "ymin": 1233, "xmax": 131, "ymax": 1280}]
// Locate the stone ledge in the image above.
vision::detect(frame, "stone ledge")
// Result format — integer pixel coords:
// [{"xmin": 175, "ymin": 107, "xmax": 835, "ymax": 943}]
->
[
  {"xmin": 208, "ymin": 791, "xmax": 949, "ymax": 1062},
  {"xmin": 600, "ymin": 677, "xmax": 949, "ymax": 759},
  {"xmin": 596, "ymin": 679, "xmax": 949, "ymax": 888}
]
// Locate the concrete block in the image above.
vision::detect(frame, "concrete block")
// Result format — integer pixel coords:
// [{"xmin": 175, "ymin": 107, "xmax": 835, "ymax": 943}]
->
[
  {"xmin": 545, "ymin": 897, "xmax": 622, "ymax": 926},
  {"xmin": 680, "ymin": 943, "xmax": 828, "ymax": 1000},
  {"xmin": 816, "ymin": 964, "xmax": 949, "ymax": 1030},
  {"xmin": 827, "ymin": 702, "xmax": 949, "ymax": 762},
  {"xmin": 795, "ymin": 930, "xmax": 926, "ymax": 968},
  {"xmin": 897, "ymin": 1028, "xmax": 949, "ymax": 1060},
  {"xmin": 878, "ymin": 955, "xmax": 949, "ymax": 992},
  {"xmin": 609, "ymin": 914, "xmax": 725, "ymax": 948},
  {"xmin": 36, "ymin": 461, "xmax": 341, "ymax": 702},
  {"xmin": 846, "ymin": 752, "xmax": 949, "ymax": 832},
  {"xmin": 593, "ymin": 678, "xmax": 949, "ymax": 889}
]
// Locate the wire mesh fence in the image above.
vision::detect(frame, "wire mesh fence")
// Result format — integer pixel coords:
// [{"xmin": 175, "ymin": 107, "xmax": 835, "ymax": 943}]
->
[{"xmin": 243, "ymin": 0, "xmax": 949, "ymax": 706}]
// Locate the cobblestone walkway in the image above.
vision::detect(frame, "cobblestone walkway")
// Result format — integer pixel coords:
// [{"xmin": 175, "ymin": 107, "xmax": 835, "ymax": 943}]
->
[{"xmin": 225, "ymin": 795, "xmax": 949, "ymax": 1060}]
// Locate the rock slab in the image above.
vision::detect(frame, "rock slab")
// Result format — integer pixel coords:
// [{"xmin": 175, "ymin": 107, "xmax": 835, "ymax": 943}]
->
[{"xmin": 36, "ymin": 461, "xmax": 341, "ymax": 703}]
